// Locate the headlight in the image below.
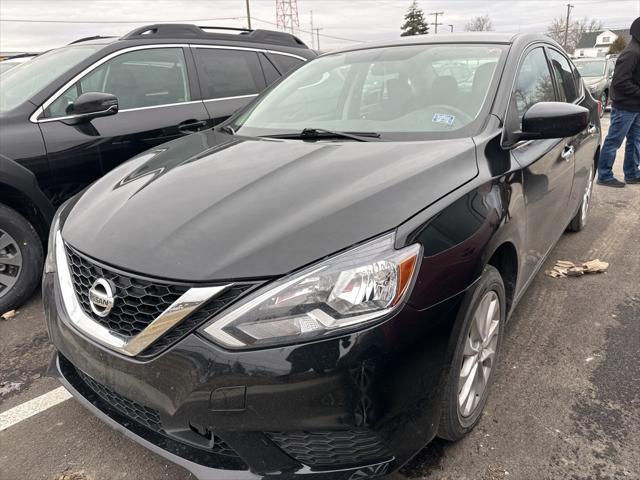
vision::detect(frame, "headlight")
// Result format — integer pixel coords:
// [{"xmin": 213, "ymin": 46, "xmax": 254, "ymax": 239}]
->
[
  {"xmin": 44, "ymin": 199, "xmax": 73, "ymax": 274},
  {"xmin": 43, "ymin": 208, "xmax": 63, "ymax": 274},
  {"xmin": 201, "ymin": 233, "xmax": 421, "ymax": 349}
]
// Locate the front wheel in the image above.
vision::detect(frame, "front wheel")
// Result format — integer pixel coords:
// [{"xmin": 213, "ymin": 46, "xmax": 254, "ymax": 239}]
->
[
  {"xmin": 437, "ymin": 265, "xmax": 506, "ymax": 441},
  {"xmin": 0, "ymin": 204, "xmax": 44, "ymax": 312}
]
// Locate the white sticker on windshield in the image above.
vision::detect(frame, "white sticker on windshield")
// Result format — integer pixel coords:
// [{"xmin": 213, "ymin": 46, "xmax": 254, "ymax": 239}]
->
[{"xmin": 432, "ymin": 113, "xmax": 455, "ymax": 126}]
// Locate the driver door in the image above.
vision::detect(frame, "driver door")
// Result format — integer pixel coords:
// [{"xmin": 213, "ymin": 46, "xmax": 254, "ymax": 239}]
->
[{"xmin": 509, "ymin": 47, "xmax": 575, "ymax": 282}]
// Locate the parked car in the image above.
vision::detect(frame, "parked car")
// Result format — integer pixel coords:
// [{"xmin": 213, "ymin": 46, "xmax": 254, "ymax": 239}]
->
[
  {"xmin": 574, "ymin": 56, "xmax": 616, "ymax": 114},
  {"xmin": 0, "ymin": 53, "xmax": 39, "ymax": 75},
  {"xmin": 0, "ymin": 24, "xmax": 315, "ymax": 312},
  {"xmin": 44, "ymin": 33, "xmax": 600, "ymax": 479}
]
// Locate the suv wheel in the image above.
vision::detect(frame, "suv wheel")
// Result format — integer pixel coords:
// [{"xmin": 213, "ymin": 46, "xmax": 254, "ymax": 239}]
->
[
  {"xmin": 568, "ymin": 165, "xmax": 594, "ymax": 232},
  {"xmin": 0, "ymin": 204, "xmax": 43, "ymax": 312},
  {"xmin": 438, "ymin": 265, "xmax": 505, "ymax": 441}
]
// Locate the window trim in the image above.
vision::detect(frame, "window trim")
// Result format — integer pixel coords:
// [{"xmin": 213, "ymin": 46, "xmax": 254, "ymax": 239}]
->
[
  {"xmin": 29, "ymin": 43, "xmax": 308, "ymax": 123},
  {"xmin": 544, "ymin": 46, "xmax": 585, "ymax": 106}
]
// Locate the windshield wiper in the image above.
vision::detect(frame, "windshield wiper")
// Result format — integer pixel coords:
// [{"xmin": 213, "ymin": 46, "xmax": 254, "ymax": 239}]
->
[{"xmin": 265, "ymin": 128, "xmax": 381, "ymax": 142}]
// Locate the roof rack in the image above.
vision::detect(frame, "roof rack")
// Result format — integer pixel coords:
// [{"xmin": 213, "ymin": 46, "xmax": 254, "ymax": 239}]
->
[
  {"xmin": 120, "ymin": 24, "xmax": 308, "ymax": 48},
  {"xmin": 69, "ymin": 35, "xmax": 115, "ymax": 45}
]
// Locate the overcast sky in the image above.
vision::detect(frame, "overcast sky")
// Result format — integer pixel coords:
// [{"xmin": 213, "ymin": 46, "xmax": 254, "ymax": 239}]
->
[{"xmin": 0, "ymin": 0, "xmax": 636, "ymax": 52}]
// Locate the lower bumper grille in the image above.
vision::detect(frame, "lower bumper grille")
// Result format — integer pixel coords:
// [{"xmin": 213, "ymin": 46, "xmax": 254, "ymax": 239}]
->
[
  {"xmin": 267, "ymin": 430, "xmax": 392, "ymax": 467},
  {"xmin": 57, "ymin": 354, "xmax": 246, "ymax": 470},
  {"xmin": 75, "ymin": 366, "xmax": 238, "ymax": 458},
  {"xmin": 77, "ymin": 369, "xmax": 162, "ymax": 432}
]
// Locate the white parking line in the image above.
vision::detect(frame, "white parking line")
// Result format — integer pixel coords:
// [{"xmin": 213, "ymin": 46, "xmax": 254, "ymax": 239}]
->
[{"xmin": 0, "ymin": 386, "xmax": 72, "ymax": 432}]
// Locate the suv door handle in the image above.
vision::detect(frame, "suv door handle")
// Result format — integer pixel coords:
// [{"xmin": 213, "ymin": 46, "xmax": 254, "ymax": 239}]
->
[
  {"xmin": 178, "ymin": 120, "xmax": 207, "ymax": 132},
  {"xmin": 561, "ymin": 145, "xmax": 575, "ymax": 160},
  {"xmin": 587, "ymin": 124, "xmax": 597, "ymax": 134}
]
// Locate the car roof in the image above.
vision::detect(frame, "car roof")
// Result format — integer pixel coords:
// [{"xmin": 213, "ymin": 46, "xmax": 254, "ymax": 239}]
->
[
  {"xmin": 329, "ymin": 32, "xmax": 555, "ymax": 55},
  {"xmin": 67, "ymin": 23, "xmax": 311, "ymax": 51}
]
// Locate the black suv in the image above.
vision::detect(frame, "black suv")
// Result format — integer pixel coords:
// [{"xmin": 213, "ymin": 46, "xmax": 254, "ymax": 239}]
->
[
  {"xmin": 0, "ymin": 24, "xmax": 315, "ymax": 311},
  {"xmin": 45, "ymin": 33, "xmax": 600, "ymax": 479}
]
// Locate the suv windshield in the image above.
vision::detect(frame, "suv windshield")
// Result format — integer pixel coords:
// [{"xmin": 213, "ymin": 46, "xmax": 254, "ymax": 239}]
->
[
  {"xmin": 0, "ymin": 45, "xmax": 102, "ymax": 112},
  {"xmin": 232, "ymin": 43, "xmax": 506, "ymax": 140},
  {"xmin": 574, "ymin": 60, "xmax": 606, "ymax": 77}
]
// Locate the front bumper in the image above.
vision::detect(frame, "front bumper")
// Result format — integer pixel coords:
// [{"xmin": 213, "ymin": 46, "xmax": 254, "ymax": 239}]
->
[{"xmin": 44, "ymin": 272, "xmax": 465, "ymax": 479}]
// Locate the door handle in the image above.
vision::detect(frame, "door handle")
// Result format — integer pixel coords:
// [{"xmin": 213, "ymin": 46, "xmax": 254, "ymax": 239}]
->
[
  {"xmin": 178, "ymin": 120, "xmax": 207, "ymax": 132},
  {"xmin": 561, "ymin": 145, "xmax": 575, "ymax": 160},
  {"xmin": 587, "ymin": 124, "xmax": 597, "ymax": 134}
]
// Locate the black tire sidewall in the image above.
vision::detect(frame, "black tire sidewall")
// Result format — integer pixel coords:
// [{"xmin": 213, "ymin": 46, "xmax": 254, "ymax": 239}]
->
[
  {"xmin": 438, "ymin": 265, "xmax": 506, "ymax": 440},
  {"xmin": 0, "ymin": 204, "xmax": 44, "ymax": 312}
]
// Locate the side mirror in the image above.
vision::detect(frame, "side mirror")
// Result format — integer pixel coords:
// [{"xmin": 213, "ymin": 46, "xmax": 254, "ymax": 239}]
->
[
  {"xmin": 518, "ymin": 102, "xmax": 590, "ymax": 141},
  {"xmin": 66, "ymin": 92, "xmax": 118, "ymax": 123}
]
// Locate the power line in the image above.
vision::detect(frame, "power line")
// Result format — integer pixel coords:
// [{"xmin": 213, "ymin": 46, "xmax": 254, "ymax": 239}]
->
[
  {"xmin": 0, "ymin": 17, "xmax": 239, "ymax": 23},
  {"xmin": 0, "ymin": 16, "xmax": 363, "ymax": 44}
]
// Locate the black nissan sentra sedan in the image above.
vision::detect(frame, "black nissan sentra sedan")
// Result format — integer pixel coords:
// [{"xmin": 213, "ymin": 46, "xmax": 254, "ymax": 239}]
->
[{"xmin": 44, "ymin": 33, "xmax": 600, "ymax": 479}]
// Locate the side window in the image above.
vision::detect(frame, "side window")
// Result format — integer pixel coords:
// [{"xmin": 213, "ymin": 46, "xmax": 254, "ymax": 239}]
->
[
  {"xmin": 513, "ymin": 48, "xmax": 555, "ymax": 122},
  {"xmin": 258, "ymin": 53, "xmax": 281, "ymax": 86},
  {"xmin": 267, "ymin": 53, "xmax": 304, "ymax": 75},
  {"xmin": 547, "ymin": 49, "xmax": 579, "ymax": 103},
  {"xmin": 45, "ymin": 48, "xmax": 190, "ymax": 117},
  {"xmin": 194, "ymin": 48, "xmax": 265, "ymax": 99}
]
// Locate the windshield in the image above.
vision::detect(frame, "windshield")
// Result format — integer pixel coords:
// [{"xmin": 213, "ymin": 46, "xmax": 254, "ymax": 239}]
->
[
  {"xmin": 574, "ymin": 60, "xmax": 606, "ymax": 77},
  {"xmin": 231, "ymin": 44, "xmax": 506, "ymax": 140},
  {"xmin": 0, "ymin": 45, "xmax": 102, "ymax": 112}
]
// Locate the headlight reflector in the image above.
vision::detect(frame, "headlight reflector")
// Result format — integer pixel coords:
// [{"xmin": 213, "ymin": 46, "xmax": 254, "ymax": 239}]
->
[{"xmin": 201, "ymin": 233, "xmax": 421, "ymax": 349}]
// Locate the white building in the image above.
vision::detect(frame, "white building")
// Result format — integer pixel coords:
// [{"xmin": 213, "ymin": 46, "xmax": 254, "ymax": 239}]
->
[{"xmin": 573, "ymin": 29, "xmax": 631, "ymax": 58}]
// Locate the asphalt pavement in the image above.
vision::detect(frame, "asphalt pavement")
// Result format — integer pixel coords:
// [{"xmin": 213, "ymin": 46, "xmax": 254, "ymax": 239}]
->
[{"xmin": 1, "ymin": 115, "xmax": 638, "ymax": 480}]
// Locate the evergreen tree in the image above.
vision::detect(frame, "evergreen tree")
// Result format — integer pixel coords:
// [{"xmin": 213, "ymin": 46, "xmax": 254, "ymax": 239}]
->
[{"xmin": 400, "ymin": 1, "xmax": 429, "ymax": 37}]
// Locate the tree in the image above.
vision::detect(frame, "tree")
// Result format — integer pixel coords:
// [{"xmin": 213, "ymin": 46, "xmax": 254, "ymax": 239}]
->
[
  {"xmin": 400, "ymin": 0, "xmax": 429, "ymax": 37},
  {"xmin": 465, "ymin": 15, "xmax": 493, "ymax": 32},
  {"xmin": 546, "ymin": 16, "xmax": 603, "ymax": 53},
  {"xmin": 608, "ymin": 36, "xmax": 626, "ymax": 54}
]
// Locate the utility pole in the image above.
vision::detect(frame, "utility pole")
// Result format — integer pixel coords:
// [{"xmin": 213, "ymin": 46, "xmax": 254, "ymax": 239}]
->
[
  {"xmin": 310, "ymin": 10, "xmax": 315, "ymax": 49},
  {"xmin": 245, "ymin": 0, "xmax": 252, "ymax": 29},
  {"xmin": 563, "ymin": 3, "xmax": 574, "ymax": 50},
  {"xmin": 314, "ymin": 27, "xmax": 323, "ymax": 50},
  {"xmin": 429, "ymin": 11, "xmax": 444, "ymax": 34},
  {"xmin": 448, "ymin": 24, "xmax": 454, "ymax": 32}
]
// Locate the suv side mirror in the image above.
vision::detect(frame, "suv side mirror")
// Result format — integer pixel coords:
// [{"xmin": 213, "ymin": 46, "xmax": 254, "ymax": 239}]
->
[
  {"xmin": 66, "ymin": 92, "xmax": 118, "ymax": 123},
  {"xmin": 518, "ymin": 102, "xmax": 589, "ymax": 142}
]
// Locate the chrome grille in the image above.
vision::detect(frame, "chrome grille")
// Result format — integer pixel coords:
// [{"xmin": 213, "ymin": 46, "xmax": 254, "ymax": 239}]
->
[{"xmin": 65, "ymin": 246, "xmax": 189, "ymax": 337}]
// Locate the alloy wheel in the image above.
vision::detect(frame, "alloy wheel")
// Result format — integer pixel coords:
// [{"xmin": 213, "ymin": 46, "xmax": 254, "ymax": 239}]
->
[
  {"xmin": 0, "ymin": 229, "xmax": 23, "ymax": 299},
  {"xmin": 458, "ymin": 290, "xmax": 500, "ymax": 418}
]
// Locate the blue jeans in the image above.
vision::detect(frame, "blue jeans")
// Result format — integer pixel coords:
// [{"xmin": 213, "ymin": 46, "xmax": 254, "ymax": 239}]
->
[{"xmin": 598, "ymin": 108, "xmax": 640, "ymax": 181}]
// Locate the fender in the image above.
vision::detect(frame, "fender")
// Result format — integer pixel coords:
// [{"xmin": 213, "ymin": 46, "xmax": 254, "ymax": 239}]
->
[{"xmin": 0, "ymin": 154, "xmax": 55, "ymax": 232}]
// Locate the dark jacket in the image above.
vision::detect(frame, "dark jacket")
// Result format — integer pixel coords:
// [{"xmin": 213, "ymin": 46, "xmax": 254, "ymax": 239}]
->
[{"xmin": 610, "ymin": 21, "xmax": 640, "ymax": 112}]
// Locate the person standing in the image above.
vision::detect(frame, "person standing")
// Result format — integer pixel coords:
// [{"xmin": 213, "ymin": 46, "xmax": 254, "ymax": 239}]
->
[{"xmin": 597, "ymin": 17, "xmax": 640, "ymax": 187}]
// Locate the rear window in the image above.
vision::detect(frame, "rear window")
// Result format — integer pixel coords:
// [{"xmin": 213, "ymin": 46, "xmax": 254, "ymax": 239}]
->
[
  {"xmin": 194, "ymin": 48, "xmax": 265, "ymax": 99},
  {"xmin": 267, "ymin": 53, "xmax": 305, "ymax": 75}
]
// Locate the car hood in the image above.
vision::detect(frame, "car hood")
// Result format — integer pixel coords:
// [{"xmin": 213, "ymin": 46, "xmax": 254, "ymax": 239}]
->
[
  {"xmin": 63, "ymin": 130, "xmax": 477, "ymax": 281},
  {"xmin": 583, "ymin": 76, "xmax": 604, "ymax": 87}
]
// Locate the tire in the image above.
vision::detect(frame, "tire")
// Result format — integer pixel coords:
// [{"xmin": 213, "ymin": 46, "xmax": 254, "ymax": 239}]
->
[
  {"xmin": 567, "ymin": 164, "xmax": 595, "ymax": 232},
  {"xmin": 0, "ymin": 204, "xmax": 44, "ymax": 312},
  {"xmin": 437, "ymin": 265, "xmax": 506, "ymax": 441}
]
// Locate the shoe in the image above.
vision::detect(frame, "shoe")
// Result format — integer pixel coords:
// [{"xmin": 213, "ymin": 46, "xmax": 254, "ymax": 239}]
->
[
  {"xmin": 624, "ymin": 177, "xmax": 640, "ymax": 184},
  {"xmin": 597, "ymin": 178, "xmax": 626, "ymax": 188}
]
